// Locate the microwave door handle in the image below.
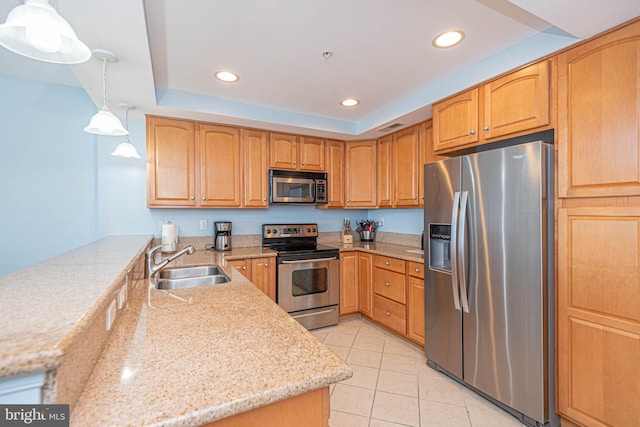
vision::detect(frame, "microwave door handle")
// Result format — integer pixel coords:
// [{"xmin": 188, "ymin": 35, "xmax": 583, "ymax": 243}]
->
[
  {"xmin": 450, "ymin": 191, "xmax": 462, "ymax": 311},
  {"xmin": 281, "ymin": 257, "xmax": 338, "ymax": 264},
  {"xmin": 458, "ymin": 191, "xmax": 470, "ymax": 314}
]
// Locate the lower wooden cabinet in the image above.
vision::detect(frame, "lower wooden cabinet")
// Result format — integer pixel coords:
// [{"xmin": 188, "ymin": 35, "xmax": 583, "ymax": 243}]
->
[
  {"xmin": 406, "ymin": 262, "xmax": 425, "ymax": 346},
  {"xmin": 372, "ymin": 255, "xmax": 407, "ymax": 335},
  {"xmin": 358, "ymin": 253, "xmax": 373, "ymax": 317},
  {"xmin": 204, "ymin": 387, "xmax": 329, "ymax": 427},
  {"xmin": 339, "ymin": 251, "xmax": 358, "ymax": 315},
  {"xmin": 372, "ymin": 294, "xmax": 406, "ymax": 335},
  {"xmin": 557, "ymin": 207, "xmax": 640, "ymax": 427},
  {"xmin": 227, "ymin": 257, "xmax": 276, "ymax": 301}
]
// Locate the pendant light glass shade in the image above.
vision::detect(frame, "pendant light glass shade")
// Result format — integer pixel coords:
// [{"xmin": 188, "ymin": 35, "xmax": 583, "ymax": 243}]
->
[
  {"xmin": 0, "ymin": 0, "xmax": 91, "ymax": 64},
  {"xmin": 84, "ymin": 50, "xmax": 128, "ymax": 136},
  {"xmin": 111, "ymin": 137, "xmax": 141, "ymax": 159},
  {"xmin": 111, "ymin": 105, "xmax": 140, "ymax": 159}
]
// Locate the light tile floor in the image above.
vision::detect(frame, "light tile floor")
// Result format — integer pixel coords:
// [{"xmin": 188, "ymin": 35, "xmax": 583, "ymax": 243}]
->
[{"xmin": 311, "ymin": 318, "xmax": 527, "ymax": 427}]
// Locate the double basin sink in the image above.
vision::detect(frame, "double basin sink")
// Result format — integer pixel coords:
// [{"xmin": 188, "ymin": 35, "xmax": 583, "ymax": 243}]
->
[{"xmin": 156, "ymin": 265, "xmax": 230, "ymax": 290}]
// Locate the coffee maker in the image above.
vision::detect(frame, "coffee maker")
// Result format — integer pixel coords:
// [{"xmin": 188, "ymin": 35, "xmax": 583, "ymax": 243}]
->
[{"xmin": 213, "ymin": 221, "xmax": 232, "ymax": 252}]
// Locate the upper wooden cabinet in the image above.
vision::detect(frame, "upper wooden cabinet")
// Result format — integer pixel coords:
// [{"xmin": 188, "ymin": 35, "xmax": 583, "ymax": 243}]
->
[
  {"xmin": 198, "ymin": 124, "xmax": 242, "ymax": 207},
  {"xmin": 393, "ymin": 126, "xmax": 421, "ymax": 207},
  {"xmin": 147, "ymin": 116, "xmax": 266, "ymax": 208},
  {"xmin": 269, "ymin": 133, "xmax": 325, "ymax": 171},
  {"xmin": 345, "ymin": 140, "xmax": 377, "ymax": 208},
  {"xmin": 243, "ymin": 129, "xmax": 269, "ymax": 208},
  {"xmin": 557, "ymin": 20, "xmax": 640, "ymax": 198},
  {"xmin": 324, "ymin": 139, "xmax": 345, "ymax": 208},
  {"xmin": 433, "ymin": 60, "xmax": 551, "ymax": 153},
  {"xmin": 147, "ymin": 117, "xmax": 197, "ymax": 207},
  {"xmin": 418, "ymin": 120, "xmax": 443, "ymax": 207},
  {"xmin": 377, "ymin": 135, "xmax": 393, "ymax": 207}
]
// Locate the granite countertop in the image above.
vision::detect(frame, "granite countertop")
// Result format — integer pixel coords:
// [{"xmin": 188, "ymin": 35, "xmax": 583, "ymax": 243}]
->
[
  {"xmin": 0, "ymin": 235, "xmax": 152, "ymax": 378},
  {"xmin": 327, "ymin": 241, "xmax": 425, "ymax": 263},
  {"xmin": 70, "ymin": 265, "xmax": 351, "ymax": 426}
]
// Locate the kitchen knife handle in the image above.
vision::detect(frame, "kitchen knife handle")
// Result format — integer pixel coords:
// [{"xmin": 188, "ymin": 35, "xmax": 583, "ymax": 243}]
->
[
  {"xmin": 450, "ymin": 191, "xmax": 461, "ymax": 311},
  {"xmin": 458, "ymin": 191, "xmax": 470, "ymax": 314}
]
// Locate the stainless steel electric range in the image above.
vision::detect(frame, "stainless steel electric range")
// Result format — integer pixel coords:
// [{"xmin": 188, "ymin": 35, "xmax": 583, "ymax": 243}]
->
[{"xmin": 262, "ymin": 223, "xmax": 340, "ymax": 330}]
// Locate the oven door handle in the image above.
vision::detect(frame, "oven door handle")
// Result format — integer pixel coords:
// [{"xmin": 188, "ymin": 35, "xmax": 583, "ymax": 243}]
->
[{"xmin": 280, "ymin": 257, "xmax": 338, "ymax": 264}]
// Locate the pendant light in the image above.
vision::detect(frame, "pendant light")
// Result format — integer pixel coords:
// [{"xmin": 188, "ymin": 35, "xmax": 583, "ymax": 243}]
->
[
  {"xmin": 0, "ymin": 0, "xmax": 90, "ymax": 64},
  {"xmin": 84, "ymin": 49, "xmax": 128, "ymax": 136},
  {"xmin": 111, "ymin": 104, "xmax": 141, "ymax": 159}
]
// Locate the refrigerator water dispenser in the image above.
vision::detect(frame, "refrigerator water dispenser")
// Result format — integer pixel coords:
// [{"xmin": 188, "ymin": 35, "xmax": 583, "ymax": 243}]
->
[{"xmin": 428, "ymin": 224, "xmax": 451, "ymax": 273}]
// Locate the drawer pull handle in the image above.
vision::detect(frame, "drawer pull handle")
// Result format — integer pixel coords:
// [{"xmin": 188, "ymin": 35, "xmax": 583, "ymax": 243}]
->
[
  {"xmin": 385, "ymin": 282, "xmax": 390, "ymax": 287},
  {"xmin": 385, "ymin": 311, "xmax": 390, "ymax": 316},
  {"xmin": 385, "ymin": 261, "xmax": 390, "ymax": 266},
  {"xmin": 415, "ymin": 268, "xmax": 420, "ymax": 273}
]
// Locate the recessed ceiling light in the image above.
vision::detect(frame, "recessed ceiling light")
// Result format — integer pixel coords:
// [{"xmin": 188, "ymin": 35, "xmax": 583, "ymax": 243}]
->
[
  {"xmin": 340, "ymin": 98, "xmax": 359, "ymax": 107},
  {"xmin": 215, "ymin": 71, "xmax": 239, "ymax": 82},
  {"xmin": 432, "ymin": 30, "xmax": 465, "ymax": 48}
]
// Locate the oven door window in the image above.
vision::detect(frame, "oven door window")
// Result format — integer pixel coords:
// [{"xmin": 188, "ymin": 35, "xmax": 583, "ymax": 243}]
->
[{"xmin": 291, "ymin": 267, "xmax": 327, "ymax": 296}]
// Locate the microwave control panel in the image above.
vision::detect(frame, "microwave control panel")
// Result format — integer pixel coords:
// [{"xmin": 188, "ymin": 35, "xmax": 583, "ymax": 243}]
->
[{"xmin": 262, "ymin": 224, "xmax": 318, "ymax": 239}]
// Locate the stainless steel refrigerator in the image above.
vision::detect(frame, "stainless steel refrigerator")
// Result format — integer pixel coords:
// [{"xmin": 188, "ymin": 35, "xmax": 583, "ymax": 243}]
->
[{"xmin": 424, "ymin": 140, "xmax": 558, "ymax": 427}]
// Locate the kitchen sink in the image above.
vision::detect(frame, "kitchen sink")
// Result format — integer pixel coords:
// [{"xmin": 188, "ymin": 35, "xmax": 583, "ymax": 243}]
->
[{"xmin": 156, "ymin": 265, "xmax": 230, "ymax": 290}]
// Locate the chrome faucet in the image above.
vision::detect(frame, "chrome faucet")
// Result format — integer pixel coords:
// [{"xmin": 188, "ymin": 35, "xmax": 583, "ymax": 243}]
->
[{"xmin": 147, "ymin": 244, "xmax": 196, "ymax": 278}]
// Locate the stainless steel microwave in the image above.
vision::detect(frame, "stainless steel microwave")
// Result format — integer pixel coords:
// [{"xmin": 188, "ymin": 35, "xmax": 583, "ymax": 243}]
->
[{"xmin": 269, "ymin": 169, "xmax": 327, "ymax": 204}]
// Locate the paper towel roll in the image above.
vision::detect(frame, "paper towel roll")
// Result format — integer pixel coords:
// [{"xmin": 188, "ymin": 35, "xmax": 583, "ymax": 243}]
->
[{"xmin": 161, "ymin": 223, "xmax": 178, "ymax": 253}]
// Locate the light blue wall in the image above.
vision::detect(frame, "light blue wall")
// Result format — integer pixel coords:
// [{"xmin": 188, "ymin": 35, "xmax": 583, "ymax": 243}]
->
[
  {"xmin": 0, "ymin": 75, "xmax": 98, "ymax": 275},
  {"xmin": 1, "ymin": 75, "xmax": 421, "ymax": 275}
]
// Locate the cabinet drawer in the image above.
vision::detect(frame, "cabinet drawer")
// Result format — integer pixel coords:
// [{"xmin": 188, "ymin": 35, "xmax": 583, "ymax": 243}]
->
[
  {"xmin": 373, "ymin": 268, "xmax": 406, "ymax": 304},
  {"xmin": 373, "ymin": 295, "xmax": 406, "ymax": 335},
  {"xmin": 374, "ymin": 255, "xmax": 405, "ymax": 273},
  {"xmin": 407, "ymin": 261, "xmax": 424, "ymax": 279}
]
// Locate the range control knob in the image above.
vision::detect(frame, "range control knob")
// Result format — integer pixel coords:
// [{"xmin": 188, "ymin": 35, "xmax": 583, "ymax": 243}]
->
[
  {"xmin": 312, "ymin": 228, "xmax": 316, "ymax": 232},
  {"xmin": 306, "ymin": 228, "xmax": 311, "ymax": 233},
  {"xmin": 266, "ymin": 229, "xmax": 271, "ymax": 235}
]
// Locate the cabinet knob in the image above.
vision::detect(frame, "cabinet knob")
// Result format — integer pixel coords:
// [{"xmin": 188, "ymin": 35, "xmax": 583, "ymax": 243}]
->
[
  {"xmin": 293, "ymin": 161, "xmax": 297, "ymax": 165},
  {"xmin": 420, "ymin": 196, "xmax": 425, "ymax": 200},
  {"xmin": 484, "ymin": 126, "xmax": 489, "ymax": 131},
  {"xmin": 385, "ymin": 282, "xmax": 390, "ymax": 287},
  {"xmin": 415, "ymin": 268, "xmax": 420, "ymax": 273},
  {"xmin": 346, "ymin": 199, "xmax": 350, "ymax": 203},
  {"xmin": 242, "ymin": 266, "xmax": 247, "ymax": 271},
  {"xmin": 385, "ymin": 311, "xmax": 391, "ymax": 317},
  {"xmin": 264, "ymin": 263, "xmax": 269, "ymax": 268},
  {"xmin": 469, "ymin": 130, "xmax": 475, "ymax": 135},
  {"xmin": 201, "ymin": 196, "xmax": 206, "ymax": 201},
  {"xmin": 190, "ymin": 196, "xmax": 195, "ymax": 201},
  {"xmin": 340, "ymin": 257, "xmax": 344, "ymax": 261},
  {"xmin": 301, "ymin": 161, "xmax": 305, "ymax": 165},
  {"xmin": 263, "ymin": 198, "xmax": 267, "ymax": 201},
  {"xmin": 385, "ymin": 261, "xmax": 390, "ymax": 266},
  {"xmin": 385, "ymin": 198, "xmax": 391, "ymax": 201},
  {"xmin": 413, "ymin": 197, "xmax": 417, "ymax": 200}
]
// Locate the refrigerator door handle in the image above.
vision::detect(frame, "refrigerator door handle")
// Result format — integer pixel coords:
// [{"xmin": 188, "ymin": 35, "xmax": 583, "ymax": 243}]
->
[
  {"xmin": 458, "ymin": 191, "xmax": 470, "ymax": 313},
  {"xmin": 450, "ymin": 191, "xmax": 461, "ymax": 311}
]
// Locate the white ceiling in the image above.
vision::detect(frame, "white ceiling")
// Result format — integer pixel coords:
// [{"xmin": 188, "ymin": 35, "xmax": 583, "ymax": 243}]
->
[{"xmin": 0, "ymin": 0, "xmax": 639, "ymax": 139}]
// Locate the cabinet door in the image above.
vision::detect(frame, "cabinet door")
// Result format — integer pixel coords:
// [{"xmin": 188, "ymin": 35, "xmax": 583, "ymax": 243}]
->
[
  {"xmin": 251, "ymin": 257, "xmax": 276, "ymax": 301},
  {"xmin": 339, "ymin": 252, "xmax": 358, "ymax": 315},
  {"xmin": 269, "ymin": 133, "xmax": 298, "ymax": 170},
  {"xmin": 433, "ymin": 88, "xmax": 479, "ymax": 152},
  {"xmin": 558, "ymin": 21, "xmax": 640, "ymax": 198},
  {"xmin": 345, "ymin": 140, "xmax": 377, "ymax": 208},
  {"xmin": 243, "ymin": 129, "xmax": 269, "ymax": 207},
  {"xmin": 299, "ymin": 137, "xmax": 325, "ymax": 171},
  {"xmin": 393, "ymin": 126, "xmax": 420, "ymax": 207},
  {"xmin": 227, "ymin": 259, "xmax": 250, "ymax": 278},
  {"xmin": 325, "ymin": 140, "xmax": 345, "ymax": 207},
  {"xmin": 198, "ymin": 124, "xmax": 241, "ymax": 207},
  {"xmin": 484, "ymin": 60, "xmax": 550, "ymax": 140},
  {"xmin": 358, "ymin": 253, "xmax": 373, "ymax": 317},
  {"xmin": 146, "ymin": 117, "xmax": 196, "ymax": 207},
  {"xmin": 377, "ymin": 135, "xmax": 393, "ymax": 207},
  {"xmin": 418, "ymin": 120, "xmax": 444, "ymax": 207},
  {"xmin": 407, "ymin": 262, "xmax": 425, "ymax": 346},
  {"xmin": 557, "ymin": 207, "xmax": 640, "ymax": 427}
]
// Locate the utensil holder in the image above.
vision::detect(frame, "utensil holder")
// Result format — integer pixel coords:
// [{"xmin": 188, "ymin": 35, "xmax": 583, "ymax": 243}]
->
[{"xmin": 360, "ymin": 231, "xmax": 375, "ymax": 242}]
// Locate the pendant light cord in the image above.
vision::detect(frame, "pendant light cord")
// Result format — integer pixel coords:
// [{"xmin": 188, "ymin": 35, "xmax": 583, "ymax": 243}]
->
[{"xmin": 102, "ymin": 56, "xmax": 108, "ymax": 107}]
